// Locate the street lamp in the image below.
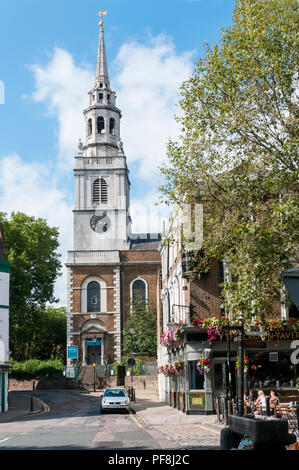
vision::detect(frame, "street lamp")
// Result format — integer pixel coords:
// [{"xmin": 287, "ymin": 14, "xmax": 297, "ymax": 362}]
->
[{"xmin": 129, "ymin": 324, "xmax": 135, "ymax": 386}]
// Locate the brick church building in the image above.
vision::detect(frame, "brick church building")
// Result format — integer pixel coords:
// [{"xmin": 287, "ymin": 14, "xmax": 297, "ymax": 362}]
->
[{"xmin": 66, "ymin": 16, "xmax": 161, "ymax": 375}]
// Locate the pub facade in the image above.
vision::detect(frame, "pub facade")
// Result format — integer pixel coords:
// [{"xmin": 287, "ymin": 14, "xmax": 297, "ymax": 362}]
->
[{"xmin": 158, "ymin": 214, "xmax": 299, "ymax": 414}]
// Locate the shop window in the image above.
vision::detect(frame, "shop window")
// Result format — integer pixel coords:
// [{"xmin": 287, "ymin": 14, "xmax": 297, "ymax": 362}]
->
[
  {"xmin": 87, "ymin": 281, "xmax": 101, "ymax": 312},
  {"xmin": 189, "ymin": 360, "xmax": 205, "ymax": 390},
  {"xmin": 247, "ymin": 351, "xmax": 297, "ymax": 388}
]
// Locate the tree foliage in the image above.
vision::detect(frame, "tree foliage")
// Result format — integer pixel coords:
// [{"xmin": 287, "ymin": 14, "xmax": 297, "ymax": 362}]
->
[
  {"xmin": 123, "ymin": 298, "xmax": 157, "ymax": 357},
  {"xmin": 0, "ymin": 211, "xmax": 62, "ymax": 359},
  {"xmin": 160, "ymin": 0, "xmax": 299, "ymax": 319}
]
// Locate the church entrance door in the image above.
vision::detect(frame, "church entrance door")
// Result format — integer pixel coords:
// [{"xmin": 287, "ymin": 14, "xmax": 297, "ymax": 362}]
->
[{"xmin": 85, "ymin": 339, "xmax": 102, "ymax": 365}]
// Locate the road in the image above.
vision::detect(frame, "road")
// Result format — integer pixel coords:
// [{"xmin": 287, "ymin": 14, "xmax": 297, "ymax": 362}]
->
[
  {"xmin": 0, "ymin": 391, "xmax": 178, "ymax": 450},
  {"xmin": 0, "ymin": 391, "xmax": 222, "ymax": 451}
]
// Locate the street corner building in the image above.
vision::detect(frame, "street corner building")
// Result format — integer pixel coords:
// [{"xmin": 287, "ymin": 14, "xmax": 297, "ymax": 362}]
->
[
  {"xmin": 0, "ymin": 221, "xmax": 10, "ymax": 412},
  {"xmin": 157, "ymin": 213, "xmax": 299, "ymax": 415},
  {"xmin": 65, "ymin": 17, "xmax": 161, "ymax": 380}
]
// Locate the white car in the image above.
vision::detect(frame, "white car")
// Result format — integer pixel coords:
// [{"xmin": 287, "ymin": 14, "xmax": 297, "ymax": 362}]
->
[{"xmin": 100, "ymin": 387, "xmax": 130, "ymax": 413}]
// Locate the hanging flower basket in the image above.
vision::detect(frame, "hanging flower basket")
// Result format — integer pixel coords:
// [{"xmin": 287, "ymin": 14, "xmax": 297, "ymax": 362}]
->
[
  {"xmin": 196, "ymin": 358, "xmax": 211, "ymax": 375},
  {"xmin": 173, "ymin": 360, "xmax": 185, "ymax": 373},
  {"xmin": 160, "ymin": 331, "xmax": 175, "ymax": 347},
  {"xmin": 235, "ymin": 354, "xmax": 249, "ymax": 374},
  {"xmin": 163, "ymin": 363, "xmax": 176, "ymax": 377}
]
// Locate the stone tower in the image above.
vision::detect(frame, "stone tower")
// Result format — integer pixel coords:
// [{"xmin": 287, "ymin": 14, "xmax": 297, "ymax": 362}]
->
[{"xmin": 66, "ymin": 15, "xmax": 161, "ymax": 382}]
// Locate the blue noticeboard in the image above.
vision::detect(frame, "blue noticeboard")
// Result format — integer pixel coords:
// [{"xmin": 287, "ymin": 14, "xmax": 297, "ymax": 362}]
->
[
  {"xmin": 85, "ymin": 340, "xmax": 102, "ymax": 346},
  {"xmin": 68, "ymin": 345, "xmax": 78, "ymax": 359}
]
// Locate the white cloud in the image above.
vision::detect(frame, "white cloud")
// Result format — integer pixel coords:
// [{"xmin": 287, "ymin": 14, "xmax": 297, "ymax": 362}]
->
[
  {"xmin": 130, "ymin": 190, "xmax": 171, "ymax": 235},
  {"xmin": 113, "ymin": 33, "xmax": 194, "ymax": 181},
  {"xmin": 0, "ymin": 154, "xmax": 73, "ymax": 306},
  {"xmin": 5, "ymin": 34, "xmax": 192, "ymax": 304},
  {"xmin": 30, "ymin": 48, "xmax": 94, "ymax": 171}
]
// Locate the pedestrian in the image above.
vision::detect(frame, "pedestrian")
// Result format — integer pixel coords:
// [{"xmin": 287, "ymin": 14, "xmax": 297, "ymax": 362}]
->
[{"xmin": 254, "ymin": 390, "xmax": 266, "ymax": 415}]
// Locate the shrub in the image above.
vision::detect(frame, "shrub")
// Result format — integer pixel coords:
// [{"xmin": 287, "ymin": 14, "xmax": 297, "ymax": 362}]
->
[{"xmin": 9, "ymin": 359, "xmax": 63, "ymax": 380}]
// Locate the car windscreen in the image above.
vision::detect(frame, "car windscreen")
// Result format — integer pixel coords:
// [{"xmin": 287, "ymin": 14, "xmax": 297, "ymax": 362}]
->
[{"xmin": 103, "ymin": 389, "xmax": 127, "ymax": 397}]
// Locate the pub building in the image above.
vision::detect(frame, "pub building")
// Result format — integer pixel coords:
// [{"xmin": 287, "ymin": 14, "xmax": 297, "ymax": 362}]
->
[
  {"xmin": 159, "ymin": 323, "xmax": 299, "ymax": 415},
  {"xmin": 158, "ymin": 215, "xmax": 299, "ymax": 414}
]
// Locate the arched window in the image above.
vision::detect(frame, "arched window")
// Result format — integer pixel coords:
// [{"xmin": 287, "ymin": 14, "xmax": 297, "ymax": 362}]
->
[
  {"xmin": 109, "ymin": 118, "xmax": 115, "ymax": 135},
  {"xmin": 87, "ymin": 281, "xmax": 101, "ymax": 312},
  {"xmin": 92, "ymin": 178, "xmax": 100, "ymax": 203},
  {"xmin": 88, "ymin": 118, "xmax": 92, "ymax": 136},
  {"xmin": 97, "ymin": 116, "xmax": 105, "ymax": 133},
  {"xmin": 100, "ymin": 178, "xmax": 108, "ymax": 203},
  {"xmin": 132, "ymin": 279, "xmax": 147, "ymax": 307}
]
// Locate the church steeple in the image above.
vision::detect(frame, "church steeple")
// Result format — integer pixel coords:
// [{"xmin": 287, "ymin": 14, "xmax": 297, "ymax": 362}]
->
[
  {"xmin": 95, "ymin": 12, "xmax": 110, "ymax": 88},
  {"xmin": 82, "ymin": 10, "xmax": 123, "ymax": 156}
]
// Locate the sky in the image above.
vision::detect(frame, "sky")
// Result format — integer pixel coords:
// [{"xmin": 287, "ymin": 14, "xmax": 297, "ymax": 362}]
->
[{"xmin": 0, "ymin": 0, "xmax": 236, "ymax": 306}]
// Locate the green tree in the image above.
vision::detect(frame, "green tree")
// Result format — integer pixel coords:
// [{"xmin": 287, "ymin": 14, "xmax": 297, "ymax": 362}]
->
[
  {"xmin": 160, "ymin": 0, "xmax": 299, "ymax": 320},
  {"xmin": 123, "ymin": 298, "xmax": 157, "ymax": 358},
  {"xmin": 29, "ymin": 307, "xmax": 67, "ymax": 362},
  {"xmin": 0, "ymin": 211, "xmax": 62, "ymax": 360}
]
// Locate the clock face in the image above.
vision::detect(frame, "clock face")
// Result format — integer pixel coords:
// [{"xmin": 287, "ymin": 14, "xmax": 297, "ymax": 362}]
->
[{"xmin": 90, "ymin": 212, "xmax": 111, "ymax": 233}]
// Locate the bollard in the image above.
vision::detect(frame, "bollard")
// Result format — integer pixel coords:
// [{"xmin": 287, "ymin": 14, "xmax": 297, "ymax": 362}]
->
[{"xmin": 30, "ymin": 396, "xmax": 34, "ymax": 412}]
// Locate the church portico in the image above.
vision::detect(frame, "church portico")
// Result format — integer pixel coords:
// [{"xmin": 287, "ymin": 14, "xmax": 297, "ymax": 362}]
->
[{"xmin": 80, "ymin": 319, "xmax": 107, "ymax": 365}]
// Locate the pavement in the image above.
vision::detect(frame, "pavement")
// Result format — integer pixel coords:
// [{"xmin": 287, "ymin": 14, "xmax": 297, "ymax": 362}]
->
[{"xmin": 0, "ymin": 388, "xmax": 223, "ymax": 449}]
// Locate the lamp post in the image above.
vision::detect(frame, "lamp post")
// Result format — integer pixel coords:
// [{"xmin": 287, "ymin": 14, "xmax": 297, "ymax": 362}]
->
[
  {"xmin": 129, "ymin": 324, "xmax": 135, "ymax": 387},
  {"xmin": 222, "ymin": 322, "xmax": 245, "ymax": 416}
]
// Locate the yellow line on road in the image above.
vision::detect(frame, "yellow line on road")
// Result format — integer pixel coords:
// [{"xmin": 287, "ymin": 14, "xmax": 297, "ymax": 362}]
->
[
  {"xmin": 194, "ymin": 423, "xmax": 220, "ymax": 435},
  {"xmin": 34, "ymin": 397, "xmax": 50, "ymax": 414},
  {"xmin": 129, "ymin": 407, "xmax": 143, "ymax": 428}
]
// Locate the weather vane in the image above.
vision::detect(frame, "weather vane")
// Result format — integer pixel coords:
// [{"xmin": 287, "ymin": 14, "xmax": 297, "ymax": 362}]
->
[{"xmin": 97, "ymin": 9, "xmax": 107, "ymax": 30}]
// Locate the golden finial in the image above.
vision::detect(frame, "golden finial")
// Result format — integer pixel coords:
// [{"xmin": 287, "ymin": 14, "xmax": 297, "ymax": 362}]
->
[{"xmin": 97, "ymin": 9, "xmax": 107, "ymax": 30}]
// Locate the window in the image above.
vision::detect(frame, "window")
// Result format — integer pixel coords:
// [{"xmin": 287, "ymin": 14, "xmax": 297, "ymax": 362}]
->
[
  {"xmin": 88, "ymin": 118, "xmax": 92, "ymax": 136},
  {"xmin": 100, "ymin": 178, "xmax": 108, "ymax": 203},
  {"xmin": 93, "ymin": 178, "xmax": 100, "ymax": 203},
  {"xmin": 109, "ymin": 118, "xmax": 115, "ymax": 135},
  {"xmin": 99, "ymin": 93, "xmax": 103, "ymax": 102},
  {"xmin": 132, "ymin": 279, "xmax": 146, "ymax": 306},
  {"xmin": 189, "ymin": 361, "xmax": 205, "ymax": 390},
  {"xmin": 99, "ymin": 83, "xmax": 103, "ymax": 88},
  {"xmin": 107, "ymin": 94, "xmax": 111, "ymax": 103},
  {"xmin": 87, "ymin": 281, "xmax": 100, "ymax": 312},
  {"xmin": 97, "ymin": 116, "xmax": 105, "ymax": 133}
]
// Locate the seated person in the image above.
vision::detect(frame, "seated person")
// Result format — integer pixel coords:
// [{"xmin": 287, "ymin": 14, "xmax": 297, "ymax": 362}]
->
[
  {"xmin": 245, "ymin": 390, "xmax": 255, "ymax": 413},
  {"xmin": 269, "ymin": 390, "xmax": 279, "ymax": 415},
  {"xmin": 263, "ymin": 376, "xmax": 271, "ymax": 387},
  {"xmin": 254, "ymin": 390, "xmax": 267, "ymax": 415}
]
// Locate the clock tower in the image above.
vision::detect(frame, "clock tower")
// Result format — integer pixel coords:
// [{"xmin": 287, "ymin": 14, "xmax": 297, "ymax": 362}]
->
[
  {"xmin": 66, "ymin": 13, "xmax": 161, "ymax": 382},
  {"xmin": 73, "ymin": 15, "xmax": 130, "ymax": 251}
]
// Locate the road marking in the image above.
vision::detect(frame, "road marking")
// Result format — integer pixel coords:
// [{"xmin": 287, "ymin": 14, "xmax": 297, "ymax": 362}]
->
[
  {"xmin": 0, "ymin": 437, "xmax": 11, "ymax": 444},
  {"xmin": 194, "ymin": 423, "xmax": 220, "ymax": 435},
  {"xmin": 34, "ymin": 397, "xmax": 50, "ymax": 414},
  {"xmin": 129, "ymin": 408, "xmax": 143, "ymax": 428}
]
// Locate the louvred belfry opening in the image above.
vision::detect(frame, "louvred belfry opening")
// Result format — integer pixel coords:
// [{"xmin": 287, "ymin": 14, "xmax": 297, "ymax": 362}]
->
[
  {"xmin": 101, "ymin": 178, "xmax": 108, "ymax": 203},
  {"xmin": 93, "ymin": 178, "xmax": 100, "ymax": 203}
]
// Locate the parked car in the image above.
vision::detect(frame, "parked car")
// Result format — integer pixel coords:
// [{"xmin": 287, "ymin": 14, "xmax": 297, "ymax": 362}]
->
[{"xmin": 100, "ymin": 387, "xmax": 130, "ymax": 413}]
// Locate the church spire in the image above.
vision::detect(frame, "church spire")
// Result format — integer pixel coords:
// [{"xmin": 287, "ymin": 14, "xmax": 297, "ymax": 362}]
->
[{"xmin": 95, "ymin": 10, "xmax": 110, "ymax": 87}]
